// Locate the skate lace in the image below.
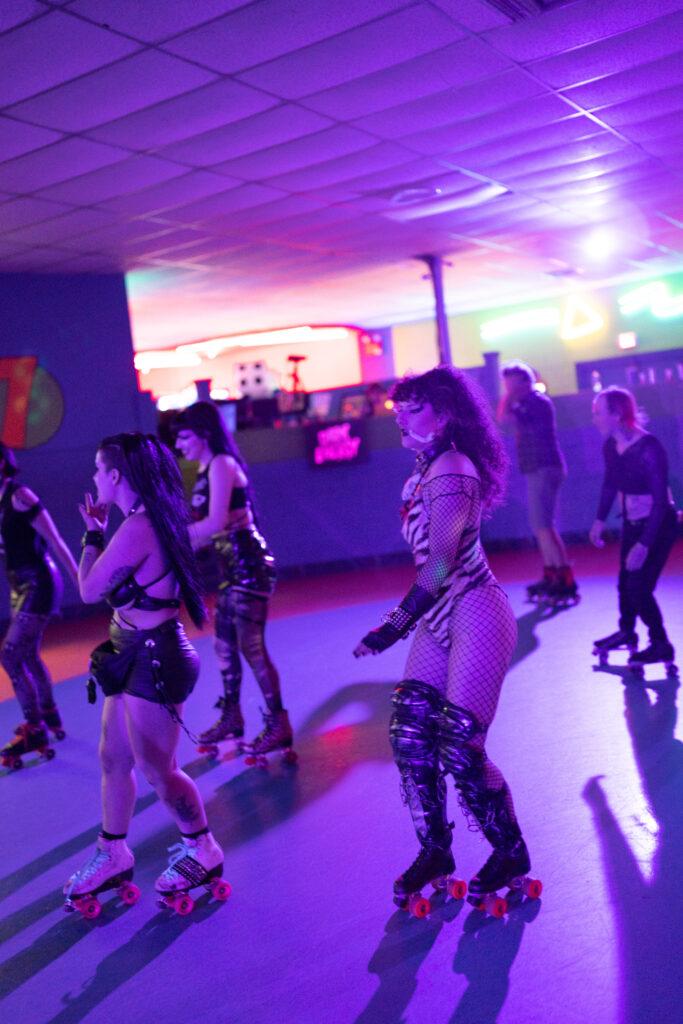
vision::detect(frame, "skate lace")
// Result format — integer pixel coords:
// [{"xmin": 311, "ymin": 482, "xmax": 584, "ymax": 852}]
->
[
  {"xmin": 65, "ymin": 848, "xmax": 110, "ymax": 898},
  {"xmin": 162, "ymin": 840, "xmax": 193, "ymax": 875}
]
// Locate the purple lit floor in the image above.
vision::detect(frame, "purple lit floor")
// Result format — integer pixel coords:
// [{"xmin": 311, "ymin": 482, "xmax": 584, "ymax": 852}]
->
[{"xmin": 2, "ymin": 545, "xmax": 682, "ymax": 1024}]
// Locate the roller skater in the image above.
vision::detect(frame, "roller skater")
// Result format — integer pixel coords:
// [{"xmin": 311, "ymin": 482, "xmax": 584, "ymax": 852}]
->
[
  {"xmin": 155, "ymin": 828, "xmax": 230, "ymax": 914},
  {"xmin": 173, "ymin": 402, "xmax": 292, "ymax": 765},
  {"xmin": 591, "ymin": 386, "xmax": 678, "ymax": 682},
  {"xmin": 355, "ymin": 367, "xmax": 541, "ymax": 921},
  {"xmin": 1, "ymin": 720, "xmax": 53, "ymax": 770},
  {"xmin": 497, "ymin": 363, "xmax": 577, "ymax": 608},
  {"xmin": 63, "ymin": 833, "xmax": 139, "ymax": 919},
  {"xmin": 240, "ymin": 707, "xmax": 297, "ymax": 767},
  {"xmin": 0, "ymin": 443, "xmax": 78, "ymax": 753},
  {"xmin": 62, "ymin": 433, "xmax": 226, "ymax": 913}
]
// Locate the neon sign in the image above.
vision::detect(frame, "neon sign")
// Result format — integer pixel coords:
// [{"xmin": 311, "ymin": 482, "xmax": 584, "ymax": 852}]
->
[
  {"xmin": 479, "ymin": 308, "xmax": 560, "ymax": 341},
  {"xmin": 618, "ymin": 281, "xmax": 683, "ymax": 319},
  {"xmin": 312, "ymin": 422, "xmax": 362, "ymax": 466},
  {"xmin": 560, "ymin": 294, "xmax": 604, "ymax": 341}
]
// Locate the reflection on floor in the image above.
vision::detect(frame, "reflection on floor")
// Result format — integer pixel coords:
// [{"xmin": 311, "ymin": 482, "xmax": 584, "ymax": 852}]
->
[{"xmin": 1, "ymin": 543, "xmax": 682, "ymax": 1024}]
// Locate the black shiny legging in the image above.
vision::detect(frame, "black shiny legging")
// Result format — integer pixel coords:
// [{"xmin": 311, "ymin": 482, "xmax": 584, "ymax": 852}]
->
[
  {"xmin": 0, "ymin": 609, "xmax": 54, "ymax": 723},
  {"xmin": 214, "ymin": 587, "xmax": 281, "ymax": 711},
  {"xmin": 618, "ymin": 508, "xmax": 678, "ymax": 642}
]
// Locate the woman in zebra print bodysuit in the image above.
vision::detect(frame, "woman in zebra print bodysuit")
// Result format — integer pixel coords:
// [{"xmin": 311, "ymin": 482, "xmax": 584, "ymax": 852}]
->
[{"xmin": 354, "ymin": 365, "xmax": 532, "ymax": 906}]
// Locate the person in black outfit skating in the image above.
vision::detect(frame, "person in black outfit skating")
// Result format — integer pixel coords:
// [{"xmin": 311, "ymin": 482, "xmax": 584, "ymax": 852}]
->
[{"xmin": 590, "ymin": 386, "xmax": 678, "ymax": 668}]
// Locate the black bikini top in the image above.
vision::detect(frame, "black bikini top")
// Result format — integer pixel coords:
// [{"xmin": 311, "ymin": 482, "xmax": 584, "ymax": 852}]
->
[{"xmin": 106, "ymin": 566, "xmax": 181, "ymax": 612}]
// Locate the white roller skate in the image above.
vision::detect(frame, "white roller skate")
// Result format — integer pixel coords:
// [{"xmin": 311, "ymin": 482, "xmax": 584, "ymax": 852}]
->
[
  {"xmin": 63, "ymin": 834, "xmax": 139, "ymax": 919},
  {"xmin": 155, "ymin": 831, "xmax": 231, "ymax": 915}
]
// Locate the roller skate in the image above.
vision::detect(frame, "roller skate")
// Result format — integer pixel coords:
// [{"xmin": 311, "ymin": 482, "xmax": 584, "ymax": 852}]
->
[
  {"xmin": 545, "ymin": 566, "xmax": 579, "ymax": 608},
  {"xmin": 394, "ymin": 844, "xmax": 466, "ymax": 918},
  {"xmin": 468, "ymin": 840, "xmax": 542, "ymax": 918},
  {"xmin": 63, "ymin": 834, "xmax": 139, "ymax": 919},
  {"xmin": 526, "ymin": 568, "xmax": 553, "ymax": 603},
  {"xmin": 13, "ymin": 705, "xmax": 65, "ymax": 742},
  {"xmin": 592, "ymin": 628, "xmax": 638, "ymax": 668},
  {"xmin": 197, "ymin": 696, "xmax": 244, "ymax": 759},
  {"xmin": 628, "ymin": 640, "xmax": 678, "ymax": 680},
  {"xmin": 1, "ymin": 721, "xmax": 54, "ymax": 770},
  {"xmin": 155, "ymin": 831, "xmax": 231, "ymax": 915},
  {"xmin": 240, "ymin": 708, "xmax": 297, "ymax": 768}
]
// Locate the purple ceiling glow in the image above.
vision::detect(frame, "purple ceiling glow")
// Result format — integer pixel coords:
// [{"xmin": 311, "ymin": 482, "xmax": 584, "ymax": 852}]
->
[{"xmin": 1, "ymin": 0, "xmax": 683, "ymax": 350}]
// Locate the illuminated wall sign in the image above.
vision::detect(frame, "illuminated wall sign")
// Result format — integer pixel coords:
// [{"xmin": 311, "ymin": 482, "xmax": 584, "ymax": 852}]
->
[
  {"xmin": 618, "ymin": 281, "xmax": 683, "ymax": 319},
  {"xmin": 308, "ymin": 421, "xmax": 366, "ymax": 467},
  {"xmin": 560, "ymin": 294, "xmax": 604, "ymax": 341},
  {"xmin": 0, "ymin": 356, "xmax": 64, "ymax": 449},
  {"xmin": 617, "ymin": 332, "xmax": 637, "ymax": 350},
  {"xmin": 479, "ymin": 308, "xmax": 560, "ymax": 341}
]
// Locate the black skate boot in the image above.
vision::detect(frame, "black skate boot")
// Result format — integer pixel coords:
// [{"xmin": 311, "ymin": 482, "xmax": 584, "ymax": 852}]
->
[
  {"xmin": 526, "ymin": 567, "xmax": 553, "ymax": 603},
  {"xmin": 197, "ymin": 697, "xmax": 244, "ymax": 758},
  {"xmin": 1, "ymin": 721, "xmax": 54, "ymax": 770},
  {"xmin": 241, "ymin": 708, "xmax": 297, "ymax": 767},
  {"xmin": 393, "ymin": 842, "xmax": 465, "ymax": 915},
  {"xmin": 628, "ymin": 640, "xmax": 677, "ymax": 679},
  {"xmin": 546, "ymin": 565, "xmax": 579, "ymax": 607},
  {"xmin": 41, "ymin": 705, "xmax": 66, "ymax": 741},
  {"xmin": 593, "ymin": 628, "xmax": 638, "ymax": 667}
]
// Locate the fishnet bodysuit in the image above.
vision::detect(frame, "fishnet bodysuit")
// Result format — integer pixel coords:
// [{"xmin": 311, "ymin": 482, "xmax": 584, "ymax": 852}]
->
[{"xmin": 402, "ymin": 471, "xmax": 519, "ymax": 804}]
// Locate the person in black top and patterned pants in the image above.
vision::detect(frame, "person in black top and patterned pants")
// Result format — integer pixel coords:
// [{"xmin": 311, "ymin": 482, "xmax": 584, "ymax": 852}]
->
[
  {"xmin": 497, "ymin": 361, "xmax": 577, "ymax": 603},
  {"xmin": 591, "ymin": 386, "xmax": 678, "ymax": 668}
]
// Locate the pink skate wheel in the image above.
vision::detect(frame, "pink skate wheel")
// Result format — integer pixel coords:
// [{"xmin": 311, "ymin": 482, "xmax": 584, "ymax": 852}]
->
[
  {"xmin": 243, "ymin": 754, "xmax": 257, "ymax": 766},
  {"xmin": 210, "ymin": 879, "xmax": 231, "ymax": 901},
  {"xmin": 120, "ymin": 883, "xmax": 141, "ymax": 905},
  {"xmin": 447, "ymin": 878, "xmax": 467, "ymax": 900},
  {"xmin": 482, "ymin": 894, "xmax": 507, "ymax": 918},
  {"xmin": 282, "ymin": 749, "xmax": 298, "ymax": 765},
  {"xmin": 407, "ymin": 894, "xmax": 431, "ymax": 918},
  {"xmin": 81, "ymin": 899, "xmax": 101, "ymax": 919},
  {"xmin": 175, "ymin": 894, "xmax": 194, "ymax": 915},
  {"xmin": 523, "ymin": 878, "xmax": 542, "ymax": 898}
]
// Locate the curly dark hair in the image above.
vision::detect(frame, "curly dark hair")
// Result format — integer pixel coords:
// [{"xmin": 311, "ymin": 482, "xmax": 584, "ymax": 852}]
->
[
  {"xmin": 390, "ymin": 365, "xmax": 509, "ymax": 513},
  {"xmin": 98, "ymin": 433, "xmax": 206, "ymax": 627}
]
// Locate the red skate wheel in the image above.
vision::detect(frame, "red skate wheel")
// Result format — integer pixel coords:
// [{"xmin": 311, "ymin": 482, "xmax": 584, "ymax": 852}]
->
[
  {"xmin": 243, "ymin": 754, "xmax": 257, "ymax": 766},
  {"xmin": 120, "ymin": 883, "xmax": 141, "ymax": 905},
  {"xmin": 523, "ymin": 878, "xmax": 542, "ymax": 898},
  {"xmin": 210, "ymin": 879, "xmax": 231, "ymax": 901},
  {"xmin": 282, "ymin": 749, "xmax": 298, "ymax": 765},
  {"xmin": 407, "ymin": 894, "xmax": 431, "ymax": 918},
  {"xmin": 482, "ymin": 894, "xmax": 507, "ymax": 918},
  {"xmin": 447, "ymin": 878, "xmax": 467, "ymax": 900},
  {"xmin": 175, "ymin": 894, "xmax": 194, "ymax": 915},
  {"xmin": 81, "ymin": 899, "xmax": 102, "ymax": 919}
]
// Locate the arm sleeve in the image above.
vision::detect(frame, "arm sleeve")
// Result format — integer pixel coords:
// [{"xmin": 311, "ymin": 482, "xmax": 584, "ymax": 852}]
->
[
  {"xmin": 414, "ymin": 475, "xmax": 473, "ymax": 596},
  {"xmin": 596, "ymin": 440, "xmax": 619, "ymax": 522},
  {"xmin": 638, "ymin": 439, "xmax": 670, "ymax": 547}
]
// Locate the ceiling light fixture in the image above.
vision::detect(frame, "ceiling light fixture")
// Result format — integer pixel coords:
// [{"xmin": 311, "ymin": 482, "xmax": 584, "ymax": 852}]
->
[{"xmin": 384, "ymin": 184, "xmax": 508, "ymax": 222}]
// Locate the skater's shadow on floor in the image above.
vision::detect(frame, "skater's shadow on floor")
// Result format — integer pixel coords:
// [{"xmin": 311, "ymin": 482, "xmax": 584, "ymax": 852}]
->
[
  {"xmin": 509, "ymin": 602, "xmax": 567, "ymax": 670},
  {"xmin": 582, "ymin": 676, "xmax": 683, "ymax": 1024}
]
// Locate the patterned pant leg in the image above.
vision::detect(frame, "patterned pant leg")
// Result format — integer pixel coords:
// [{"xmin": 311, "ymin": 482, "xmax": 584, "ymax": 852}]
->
[{"xmin": 0, "ymin": 609, "xmax": 53, "ymax": 722}]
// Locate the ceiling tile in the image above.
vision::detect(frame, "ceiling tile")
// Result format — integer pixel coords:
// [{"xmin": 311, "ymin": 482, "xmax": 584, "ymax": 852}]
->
[
  {"xmin": 482, "ymin": 133, "xmax": 627, "ymax": 179},
  {"xmin": 404, "ymin": 94, "xmax": 576, "ymax": 155},
  {"xmin": 301, "ymin": 37, "xmax": 513, "ymax": 121},
  {"xmin": 154, "ymin": 105, "xmax": 332, "ymax": 167},
  {"xmin": 0, "ymin": 2, "xmax": 45, "ymax": 34},
  {"xmin": 162, "ymin": 0, "xmax": 408, "ymax": 74},
  {"xmin": 86, "ymin": 79, "xmax": 278, "ymax": 151},
  {"xmin": 529, "ymin": 11, "xmax": 683, "ymax": 90},
  {"xmin": 0, "ymin": 10, "xmax": 139, "ymax": 106},
  {"xmin": 235, "ymin": 6, "xmax": 466, "ymax": 99},
  {"xmin": 0, "ymin": 115, "xmax": 61, "ymax": 160},
  {"xmin": 0, "ymin": 137, "xmax": 128, "ymax": 192},
  {"xmin": 484, "ymin": 0, "xmax": 683, "ymax": 61},
  {"xmin": 428, "ymin": 0, "xmax": 508, "ymax": 32},
  {"xmin": 351, "ymin": 70, "xmax": 546, "ymax": 140},
  {"xmin": 155, "ymin": 184, "xmax": 284, "ymax": 226},
  {"xmin": 619, "ymin": 110, "xmax": 683, "ymax": 143},
  {"xmin": 211, "ymin": 125, "xmax": 380, "ymax": 181},
  {"xmin": 0, "ymin": 195, "xmax": 72, "ymax": 231},
  {"xmin": 34, "ymin": 154, "xmax": 190, "ymax": 205},
  {"xmin": 3, "ymin": 207, "xmax": 118, "ymax": 245},
  {"xmin": 263, "ymin": 141, "xmax": 413, "ymax": 193},
  {"xmin": 560, "ymin": 50, "xmax": 683, "ymax": 109},
  {"xmin": 202, "ymin": 195, "xmax": 326, "ymax": 234},
  {"xmin": 69, "ymin": 0, "xmax": 249, "ymax": 43},
  {"xmin": 5, "ymin": 50, "xmax": 217, "ymax": 133},
  {"xmin": 95, "ymin": 170, "xmax": 238, "ymax": 217},
  {"xmin": 450, "ymin": 116, "xmax": 606, "ymax": 171},
  {"xmin": 593, "ymin": 84, "xmax": 683, "ymax": 129}
]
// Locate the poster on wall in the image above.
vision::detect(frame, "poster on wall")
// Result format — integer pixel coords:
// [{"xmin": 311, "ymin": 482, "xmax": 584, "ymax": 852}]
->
[
  {"xmin": 0, "ymin": 356, "xmax": 64, "ymax": 449},
  {"xmin": 306, "ymin": 419, "xmax": 367, "ymax": 468}
]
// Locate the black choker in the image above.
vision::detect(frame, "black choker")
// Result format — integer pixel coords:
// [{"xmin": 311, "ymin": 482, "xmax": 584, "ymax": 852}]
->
[{"xmin": 127, "ymin": 498, "xmax": 142, "ymax": 517}]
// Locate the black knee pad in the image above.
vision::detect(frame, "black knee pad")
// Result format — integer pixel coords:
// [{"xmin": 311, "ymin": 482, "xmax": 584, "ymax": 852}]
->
[
  {"xmin": 389, "ymin": 679, "xmax": 440, "ymax": 763},
  {"xmin": 438, "ymin": 700, "xmax": 485, "ymax": 781}
]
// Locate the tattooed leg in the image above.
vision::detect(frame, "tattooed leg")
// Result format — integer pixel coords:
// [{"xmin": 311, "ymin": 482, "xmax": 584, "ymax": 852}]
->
[{"xmin": 125, "ymin": 694, "xmax": 207, "ymax": 833}]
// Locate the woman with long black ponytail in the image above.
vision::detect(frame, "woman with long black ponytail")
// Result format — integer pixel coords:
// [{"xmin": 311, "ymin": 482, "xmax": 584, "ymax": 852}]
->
[{"xmin": 63, "ymin": 433, "xmax": 228, "ymax": 913}]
